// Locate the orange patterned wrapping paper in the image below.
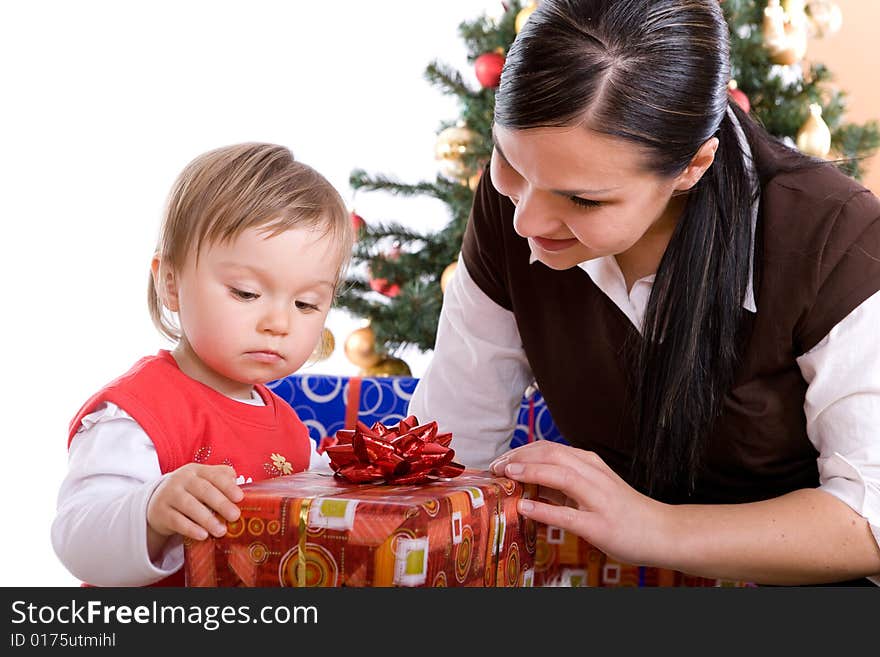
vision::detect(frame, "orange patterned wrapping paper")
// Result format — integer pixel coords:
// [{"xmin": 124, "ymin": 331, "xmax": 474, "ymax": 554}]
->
[
  {"xmin": 533, "ymin": 524, "xmax": 755, "ymax": 587},
  {"xmin": 184, "ymin": 470, "xmax": 536, "ymax": 587}
]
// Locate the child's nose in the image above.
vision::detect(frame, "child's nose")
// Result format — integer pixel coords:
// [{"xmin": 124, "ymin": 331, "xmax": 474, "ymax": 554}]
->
[{"xmin": 258, "ymin": 304, "xmax": 290, "ymax": 335}]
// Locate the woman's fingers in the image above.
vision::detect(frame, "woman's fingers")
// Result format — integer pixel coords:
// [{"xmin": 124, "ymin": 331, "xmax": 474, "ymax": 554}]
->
[
  {"xmin": 488, "ymin": 443, "xmax": 666, "ymax": 568},
  {"xmin": 491, "ymin": 442, "xmax": 614, "ymax": 478},
  {"xmin": 501, "ymin": 461, "xmax": 606, "ymax": 511},
  {"xmin": 516, "ymin": 498, "xmax": 602, "ymax": 538},
  {"xmin": 533, "ymin": 485, "xmax": 569, "ymax": 506}
]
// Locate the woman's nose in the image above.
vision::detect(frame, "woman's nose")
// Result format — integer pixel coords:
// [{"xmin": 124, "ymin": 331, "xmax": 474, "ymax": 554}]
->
[{"xmin": 512, "ymin": 191, "xmax": 560, "ymax": 239}]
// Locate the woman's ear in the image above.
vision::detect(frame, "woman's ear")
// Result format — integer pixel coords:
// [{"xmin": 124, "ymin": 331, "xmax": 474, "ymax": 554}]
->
[
  {"xmin": 151, "ymin": 255, "xmax": 180, "ymax": 312},
  {"xmin": 674, "ymin": 137, "xmax": 719, "ymax": 192}
]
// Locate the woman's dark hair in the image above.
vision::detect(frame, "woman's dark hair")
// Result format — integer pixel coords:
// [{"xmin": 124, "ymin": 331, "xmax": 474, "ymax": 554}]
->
[{"xmin": 495, "ymin": 0, "xmax": 809, "ymax": 496}]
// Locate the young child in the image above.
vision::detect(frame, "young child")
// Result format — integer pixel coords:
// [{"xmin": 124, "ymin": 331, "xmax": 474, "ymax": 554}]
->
[{"xmin": 51, "ymin": 143, "xmax": 353, "ymax": 586}]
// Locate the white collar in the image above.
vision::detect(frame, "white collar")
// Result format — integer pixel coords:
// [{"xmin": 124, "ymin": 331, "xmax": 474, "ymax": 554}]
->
[{"xmin": 228, "ymin": 388, "xmax": 265, "ymax": 406}]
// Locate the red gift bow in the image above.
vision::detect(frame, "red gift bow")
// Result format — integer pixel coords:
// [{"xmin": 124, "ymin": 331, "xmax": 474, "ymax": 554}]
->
[{"xmin": 318, "ymin": 415, "xmax": 465, "ymax": 484}]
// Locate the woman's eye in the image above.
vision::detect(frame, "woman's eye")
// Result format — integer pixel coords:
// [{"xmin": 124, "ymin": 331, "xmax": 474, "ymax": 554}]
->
[
  {"xmin": 295, "ymin": 301, "xmax": 320, "ymax": 312},
  {"xmin": 230, "ymin": 288, "xmax": 259, "ymax": 301},
  {"xmin": 569, "ymin": 196, "xmax": 602, "ymax": 209}
]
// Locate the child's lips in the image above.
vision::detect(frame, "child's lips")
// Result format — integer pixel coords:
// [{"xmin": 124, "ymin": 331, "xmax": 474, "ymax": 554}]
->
[{"xmin": 246, "ymin": 350, "xmax": 284, "ymax": 363}]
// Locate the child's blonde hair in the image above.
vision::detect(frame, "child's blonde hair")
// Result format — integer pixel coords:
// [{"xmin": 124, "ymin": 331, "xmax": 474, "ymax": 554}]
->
[{"xmin": 148, "ymin": 142, "xmax": 353, "ymax": 342}]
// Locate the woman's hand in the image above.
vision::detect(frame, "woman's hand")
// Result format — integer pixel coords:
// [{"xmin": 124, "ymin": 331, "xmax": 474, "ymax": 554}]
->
[
  {"xmin": 146, "ymin": 464, "xmax": 244, "ymax": 548},
  {"xmin": 490, "ymin": 441, "xmax": 673, "ymax": 567}
]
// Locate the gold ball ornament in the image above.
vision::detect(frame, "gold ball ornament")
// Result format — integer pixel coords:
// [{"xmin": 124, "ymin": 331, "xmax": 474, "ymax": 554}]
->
[
  {"xmin": 515, "ymin": 2, "xmax": 539, "ymax": 34},
  {"xmin": 311, "ymin": 327, "xmax": 335, "ymax": 362},
  {"xmin": 467, "ymin": 168, "xmax": 483, "ymax": 191},
  {"xmin": 796, "ymin": 103, "xmax": 832, "ymax": 159},
  {"xmin": 806, "ymin": 1, "xmax": 843, "ymax": 38},
  {"xmin": 763, "ymin": 0, "xmax": 788, "ymax": 45},
  {"xmin": 764, "ymin": 0, "xmax": 808, "ymax": 65},
  {"xmin": 435, "ymin": 124, "xmax": 479, "ymax": 181},
  {"xmin": 440, "ymin": 261, "xmax": 458, "ymax": 295},
  {"xmin": 783, "ymin": 0, "xmax": 807, "ymax": 19},
  {"xmin": 785, "ymin": 13, "xmax": 809, "ymax": 59},
  {"xmin": 343, "ymin": 325, "xmax": 382, "ymax": 369},
  {"xmin": 362, "ymin": 356, "xmax": 412, "ymax": 378}
]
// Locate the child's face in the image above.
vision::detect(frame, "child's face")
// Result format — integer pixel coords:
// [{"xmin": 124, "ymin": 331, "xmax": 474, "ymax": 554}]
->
[{"xmin": 169, "ymin": 224, "xmax": 340, "ymax": 398}]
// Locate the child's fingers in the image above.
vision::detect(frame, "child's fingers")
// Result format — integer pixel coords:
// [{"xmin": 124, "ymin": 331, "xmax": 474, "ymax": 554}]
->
[
  {"xmin": 174, "ymin": 491, "xmax": 230, "ymax": 537},
  {"xmin": 162, "ymin": 508, "xmax": 212, "ymax": 542},
  {"xmin": 200, "ymin": 465, "xmax": 245, "ymax": 504},
  {"xmin": 187, "ymin": 477, "xmax": 241, "ymax": 525},
  {"xmin": 148, "ymin": 464, "xmax": 243, "ymax": 538}
]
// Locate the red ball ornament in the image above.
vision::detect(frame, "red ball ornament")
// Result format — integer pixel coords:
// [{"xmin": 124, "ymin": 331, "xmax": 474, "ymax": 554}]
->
[
  {"xmin": 475, "ymin": 52, "xmax": 505, "ymax": 89},
  {"xmin": 350, "ymin": 211, "xmax": 366, "ymax": 236},
  {"xmin": 727, "ymin": 80, "xmax": 750, "ymax": 114},
  {"xmin": 369, "ymin": 243, "xmax": 402, "ymax": 298},
  {"xmin": 369, "ymin": 278, "xmax": 401, "ymax": 297}
]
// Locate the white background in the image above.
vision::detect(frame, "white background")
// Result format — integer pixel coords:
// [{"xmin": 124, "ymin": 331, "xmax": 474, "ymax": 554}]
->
[{"xmin": 0, "ymin": 0, "xmax": 506, "ymax": 586}]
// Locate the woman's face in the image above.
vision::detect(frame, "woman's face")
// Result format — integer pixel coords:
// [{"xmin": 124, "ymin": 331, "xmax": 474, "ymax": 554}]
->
[{"xmin": 490, "ymin": 123, "xmax": 689, "ymax": 271}]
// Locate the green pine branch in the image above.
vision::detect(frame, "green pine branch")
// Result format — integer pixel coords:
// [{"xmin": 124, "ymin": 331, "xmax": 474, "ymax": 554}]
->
[
  {"xmin": 832, "ymin": 121, "xmax": 880, "ymax": 179},
  {"xmin": 350, "ymin": 169, "xmax": 455, "ymax": 199},
  {"xmin": 424, "ymin": 61, "xmax": 476, "ymax": 99}
]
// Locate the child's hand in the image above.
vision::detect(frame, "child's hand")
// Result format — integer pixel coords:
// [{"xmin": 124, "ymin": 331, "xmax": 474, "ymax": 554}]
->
[{"xmin": 147, "ymin": 464, "xmax": 244, "ymax": 542}]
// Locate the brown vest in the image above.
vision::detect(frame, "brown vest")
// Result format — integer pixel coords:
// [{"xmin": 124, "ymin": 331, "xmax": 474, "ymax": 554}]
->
[{"xmin": 462, "ymin": 139, "xmax": 880, "ymax": 504}]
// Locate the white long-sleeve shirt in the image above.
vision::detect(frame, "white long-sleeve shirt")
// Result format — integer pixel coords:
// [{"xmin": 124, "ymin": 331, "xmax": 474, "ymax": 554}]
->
[
  {"xmin": 51, "ymin": 391, "xmax": 331, "ymax": 587},
  {"xmin": 409, "ymin": 254, "xmax": 880, "ymax": 585},
  {"xmin": 410, "ymin": 108, "xmax": 880, "ymax": 584}
]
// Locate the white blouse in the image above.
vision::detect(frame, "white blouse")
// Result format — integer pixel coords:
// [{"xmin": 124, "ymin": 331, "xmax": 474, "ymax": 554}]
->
[
  {"xmin": 409, "ymin": 255, "xmax": 880, "ymax": 586},
  {"xmin": 410, "ymin": 108, "xmax": 880, "ymax": 584}
]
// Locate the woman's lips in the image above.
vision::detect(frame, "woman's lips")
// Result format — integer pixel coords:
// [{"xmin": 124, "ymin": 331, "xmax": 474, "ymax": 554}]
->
[{"xmin": 531, "ymin": 236, "xmax": 580, "ymax": 253}]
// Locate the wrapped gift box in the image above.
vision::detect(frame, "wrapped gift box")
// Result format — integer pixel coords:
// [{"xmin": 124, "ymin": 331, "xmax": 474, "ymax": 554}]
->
[
  {"xmin": 184, "ymin": 470, "xmax": 536, "ymax": 587},
  {"xmin": 267, "ymin": 374, "xmax": 566, "ymax": 452},
  {"xmin": 267, "ymin": 375, "xmax": 752, "ymax": 587},
  {"xmin": 533, "ymin": 524, "xmax": 755, "ymax": 587}
]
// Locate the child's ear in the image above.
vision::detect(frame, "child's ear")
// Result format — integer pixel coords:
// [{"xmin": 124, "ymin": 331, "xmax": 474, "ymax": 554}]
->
[
  {"xmin": 673, "ymin": 136, "xmax": 719, "ymax": 192},
  {"xmin": 151, "ymin": 255, "xmax": 180, "ymax": 312}
]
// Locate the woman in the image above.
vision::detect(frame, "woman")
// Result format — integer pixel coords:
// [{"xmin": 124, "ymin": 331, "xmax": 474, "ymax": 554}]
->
[{"xmin": 409, "ymin": 0, "xmax": 880, "ymax": 585}]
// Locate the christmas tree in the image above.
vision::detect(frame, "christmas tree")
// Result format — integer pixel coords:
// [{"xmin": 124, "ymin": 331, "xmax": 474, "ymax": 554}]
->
[{"xmin": 336, "ymin": 0, "xmax": 879, "ymax": 372}]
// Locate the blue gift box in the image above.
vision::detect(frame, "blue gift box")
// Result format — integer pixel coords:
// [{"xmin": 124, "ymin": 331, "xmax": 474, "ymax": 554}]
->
[{"xmin": 267, "ymin": 374, "xmax": 566, "ymax": 451}]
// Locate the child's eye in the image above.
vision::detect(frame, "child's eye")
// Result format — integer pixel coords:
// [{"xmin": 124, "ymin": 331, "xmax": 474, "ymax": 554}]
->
[
  {"xmin": 230, "ymin": 287, "xmax": 259, "ymax": 301},
  {"xmin": 295, "ymin": 301, "xmax": 320, "ymax": 312},
  {"xmin": 569, "ymin": 196, "xmax": 602, "ymax": 209}
]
